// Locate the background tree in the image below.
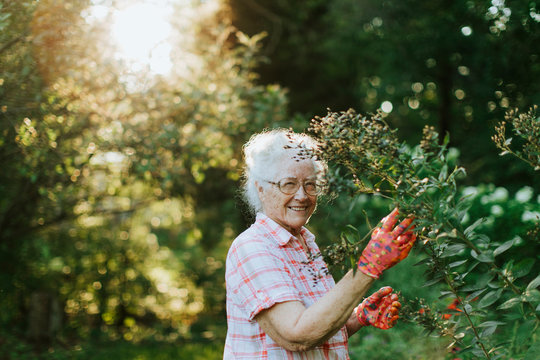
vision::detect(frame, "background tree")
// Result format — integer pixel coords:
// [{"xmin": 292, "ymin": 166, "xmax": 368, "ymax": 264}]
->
[
  {"xmin": 225, "ymin": 0, "xmax": 540, "ymax": 187},
  {"xmin": 1, "ymin": 0, "xmax": 287, "ymax": 350}
]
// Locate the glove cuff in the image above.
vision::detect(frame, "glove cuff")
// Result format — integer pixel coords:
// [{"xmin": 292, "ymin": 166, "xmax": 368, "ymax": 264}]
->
[{"xmin": 355, "ymin": 305, "xmax": 369, "ymax": 326}]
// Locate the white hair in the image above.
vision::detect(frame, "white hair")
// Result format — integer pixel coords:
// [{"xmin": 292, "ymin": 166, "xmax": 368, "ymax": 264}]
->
[{"xmin": 241, "ymin": 128, "xmax": 326, "ymax": 215}]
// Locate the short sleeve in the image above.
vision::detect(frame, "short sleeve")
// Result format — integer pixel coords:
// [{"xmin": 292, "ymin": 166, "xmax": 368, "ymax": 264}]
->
[{"xmin": 226, "ymin": 237, "xmax": 302, "ymax": 320}]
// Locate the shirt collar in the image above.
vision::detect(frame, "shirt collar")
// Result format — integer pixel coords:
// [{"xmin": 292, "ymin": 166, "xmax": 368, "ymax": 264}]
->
[{"xmin": 255, "ymin": 212, "xmax": 315, "ymax": 247}]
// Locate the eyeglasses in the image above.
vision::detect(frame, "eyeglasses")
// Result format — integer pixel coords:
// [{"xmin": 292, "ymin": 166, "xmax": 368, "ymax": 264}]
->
[{"xmin": 265, "ymin": 177, "xmax": 326, "ymax": 196}]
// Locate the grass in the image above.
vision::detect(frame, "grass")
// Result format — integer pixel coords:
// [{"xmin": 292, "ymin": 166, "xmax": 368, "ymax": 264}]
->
[
  {"xmin": 70, "ymin": 341, "xmax": 224, "ymax": 360},
  {"xmin": 0, "ymin": 339, "xmax": 224, "ymax": 360}
]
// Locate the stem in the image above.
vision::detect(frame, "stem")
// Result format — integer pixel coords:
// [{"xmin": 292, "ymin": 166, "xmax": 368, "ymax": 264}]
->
[
  {"xmin": 423, "ymin": 242, "xmax": 492, "ymax": 358},
  {"xmin": 419, "ymin": 242, "xmax": 473, "ymax": 347},
  {"xmin": 444, "ymin": 273, "xmax": 492, "ymax": 359}
]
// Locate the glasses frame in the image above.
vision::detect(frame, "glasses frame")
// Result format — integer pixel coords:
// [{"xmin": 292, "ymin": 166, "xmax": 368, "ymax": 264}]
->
[{"xmin": 265, "ymin": 177, "xmax": 327, "ymax": 196}]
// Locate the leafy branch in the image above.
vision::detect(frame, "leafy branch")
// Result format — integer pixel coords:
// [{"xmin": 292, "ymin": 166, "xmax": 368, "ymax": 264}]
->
[
  {"xmin": 492, "ymin": 106, "xmax": 540, "ymax": 170},
  {"xmin": 306, "ymin": 108, "xmax": 539, "ymax": 359}
]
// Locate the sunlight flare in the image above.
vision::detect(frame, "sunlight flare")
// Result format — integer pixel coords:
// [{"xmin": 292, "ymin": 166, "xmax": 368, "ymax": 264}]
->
[
  {"xmin": 111, "ymin": 2, "xmax": 173, "ymax": 74},
  {"xmin": 86, "ymin": 0, "xmax": 175, "ymax": 75}
]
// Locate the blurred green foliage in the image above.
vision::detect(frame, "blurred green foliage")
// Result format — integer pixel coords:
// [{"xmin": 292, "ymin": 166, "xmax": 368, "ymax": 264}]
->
[
  {"xmin": 1, "ymin": 0, "xmax": 286, "ymax": 353},
  {"xmin": 0, "ymin": 327, "xmax": 223, "ymax": 360},
  {"xmin": 227, "ymin": 0, "xmax": 540, "ymax": 187}
]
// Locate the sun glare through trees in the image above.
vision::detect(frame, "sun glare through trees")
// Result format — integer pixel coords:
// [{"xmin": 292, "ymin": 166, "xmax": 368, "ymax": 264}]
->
[
  {"xmin": 86, "ymin": 0, "xmax": 173, "ymax": 75},
  {"xmin": 111, "ymin": 2, "xmax": 173, "ymax": 75},
  {"xmin": 85, "ymin": 0, "xmax": 220, "ymax": 83}
]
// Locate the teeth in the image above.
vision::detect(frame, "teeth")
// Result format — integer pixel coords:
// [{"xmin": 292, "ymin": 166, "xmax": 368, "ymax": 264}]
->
[{"xmin": 290, "ymin": 207, "xmax": 307, "ymax": 211}]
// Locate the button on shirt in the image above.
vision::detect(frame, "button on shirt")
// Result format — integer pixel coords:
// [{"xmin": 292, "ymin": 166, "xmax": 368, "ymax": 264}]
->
[{"xmin": 224, "ymin": 213, "xmax": 350, "ymax": 359}]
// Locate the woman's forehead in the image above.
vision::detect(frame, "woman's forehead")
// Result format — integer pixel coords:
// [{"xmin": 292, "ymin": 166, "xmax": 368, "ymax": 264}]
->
[{"xmin": 273, "ymin": 156, "xmax": 317, "ymax": 178}]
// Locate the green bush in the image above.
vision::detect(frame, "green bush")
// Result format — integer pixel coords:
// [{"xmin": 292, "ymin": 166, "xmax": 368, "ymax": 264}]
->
[{"xmin": 307, "ymin": 109, "xmax": 539, "ymax": 359}]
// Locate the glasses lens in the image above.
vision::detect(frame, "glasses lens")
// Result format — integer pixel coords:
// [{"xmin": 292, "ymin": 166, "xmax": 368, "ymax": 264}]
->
[
  {"xmin": 278, "ymin": 179, "xmax": 299, "ymax": 194},
  {"xmin": 303, "ymin": 180, "xmax": 319, "ymax": 195}
]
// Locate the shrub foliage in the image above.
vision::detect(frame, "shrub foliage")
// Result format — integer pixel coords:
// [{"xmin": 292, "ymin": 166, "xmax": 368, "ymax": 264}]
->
[{"xmin": 307, "ymin": 108, "xmax": 539, "ymax": 359}]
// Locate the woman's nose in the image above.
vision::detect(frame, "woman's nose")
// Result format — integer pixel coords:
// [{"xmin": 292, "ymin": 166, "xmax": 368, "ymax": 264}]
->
[{"xmin": 293, "ymin": 184, "xmax": 308, "ymax": 199}]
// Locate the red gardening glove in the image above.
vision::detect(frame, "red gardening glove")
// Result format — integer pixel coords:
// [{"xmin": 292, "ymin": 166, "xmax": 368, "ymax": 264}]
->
[
  {"xmin": 355, "ymin": 286, "xmax": 401, "ymax": 329},
  {"xmin": 358, "ymin": 208, "xmax": 416, "ymax": 279}
]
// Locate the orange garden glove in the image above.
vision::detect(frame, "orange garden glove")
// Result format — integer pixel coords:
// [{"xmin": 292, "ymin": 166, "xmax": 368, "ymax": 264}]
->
[
  {"xmin": 358, "ymin": 208, "xmax": 416, "ymax": 279},
  {"xmin": 355, "ymin": 286, "xmax": 401, "ymax": 329}
]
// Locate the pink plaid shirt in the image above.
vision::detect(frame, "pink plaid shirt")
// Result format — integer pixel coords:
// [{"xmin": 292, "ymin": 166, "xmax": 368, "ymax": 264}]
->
[{"xmin": 224, "ymin": 213, "xmax": 350, "ymax": 359}]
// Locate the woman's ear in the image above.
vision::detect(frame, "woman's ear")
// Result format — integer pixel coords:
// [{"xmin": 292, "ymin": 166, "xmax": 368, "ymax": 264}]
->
[
  {"xmin": 255, "ymin": 181, "xmax": 264, "ymax": 195},
  {"xmin": 255, "ymin": 181, "xmax": 266, "ymax": 211}
]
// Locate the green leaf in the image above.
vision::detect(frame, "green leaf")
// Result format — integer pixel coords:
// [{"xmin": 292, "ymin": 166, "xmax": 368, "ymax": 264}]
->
[
  {"xmin": 480, "ymin": 325, "xmax": 498, "ymax": 338},
  {"xmin": 503, "ymin": 259, "xmax": 515, "ymax": 272},
  {"xmin": 524, "ymin": 341, "xmax": 540, "ymax": 360},
  {"xmin": 441, "ymin": 244, "xmax": 466, "ymax": 258},
  {"xmin": 493, "ymin": 238, "xmax": 516, "ymax": 257},
  {"xmin": 478, "ymin": 289, "xmax": 503, "ymax": 308},
  {"xmin": 423, "ymin": 276, "xmax": 444, "ymax": 287},
  {"xmin": 461, "ymin": 273, "xmax": 494, "ymax": 291},
  {"xmin": 523, "ymin": 289, "xmax": 540, "ymax": 302},
  {"xmin": 443, "ymin": 133, "xmax": 450, "ymax": 147},
  {"xmin": 477, "ymin": 320, "xmax": 505, "ymax": 327},
  {"xmin": 473, "ymin": 233, "xmax": 491, "ymax": 245},
  {"xmin": 438, "ymin": 164, "xmax": 448, "ymax": 181},
  {"xmin": 471, "ymin": 249, "xmax": 494, "ymax": 263},
  {"xmin": 466, "ymin": 288, "xmax": 487, "ymax": 301},
  {"xmin": 526, "ymin": 274, "xmax": 540, "ymax": 291},
  {"xmin": 464, "ymin": 218, "xmax": 485, "ymax": 236},
  {"xmin": 460, "ymin": 262, "xmax": 480, "ymax": 280},
  {"xmin": 497, "ymin": 297, "xmax": 521, "ymax": 310},
  {"xmin": 438, "ymin": 291, "xmax": 455, "ymax": 299},
  {"xmin": 343, "ymin": 232, "xmax": 356, "ymax": 245},
  {"xmin": 449, "ymin": 259, "xmax": 467, "ymax": 268},
  {"xmin": 513, "ymin": 258, "xmax": 535, "ymax": 278}
]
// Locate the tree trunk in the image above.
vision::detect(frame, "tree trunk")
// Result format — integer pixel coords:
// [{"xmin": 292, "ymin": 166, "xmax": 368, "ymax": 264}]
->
[
  {"xmin": 27, "ymin": 291, "xmax": 62, "ymax": 344},
  {"xmin": 438, "ymin": 60, "xmax": 453, "ymax": 143}
]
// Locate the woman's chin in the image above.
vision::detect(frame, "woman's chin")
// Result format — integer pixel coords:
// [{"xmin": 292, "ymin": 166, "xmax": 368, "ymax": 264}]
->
[{"xmin": 285, "ymin": 213, "xmax": 311, "ymax": 229}]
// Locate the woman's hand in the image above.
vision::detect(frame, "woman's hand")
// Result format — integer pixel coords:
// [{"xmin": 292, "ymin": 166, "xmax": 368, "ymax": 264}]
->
[
  {"xmin": 355, "ymin": 286, "xmax": 401, "ymax": 330},
  {"xmin": 357, "ymin": 208, "xmax": 416, "ymax": 279}
]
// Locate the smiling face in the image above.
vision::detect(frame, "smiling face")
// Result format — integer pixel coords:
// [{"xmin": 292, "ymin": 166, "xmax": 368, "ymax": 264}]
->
[{"xmin": 257, "ymin": 157, "xmax": 318, "ymax": 236}]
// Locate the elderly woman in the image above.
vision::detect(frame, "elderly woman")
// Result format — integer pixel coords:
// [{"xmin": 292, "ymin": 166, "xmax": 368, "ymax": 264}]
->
[{"xmin": 224, "ymin": 129, "xmax": 416, "ymax": 359}]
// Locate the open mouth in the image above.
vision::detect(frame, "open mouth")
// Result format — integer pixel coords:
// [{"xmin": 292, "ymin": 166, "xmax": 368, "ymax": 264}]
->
[{"xmin": 288, "ymin": 206, "xmax": 308, "ymax": 211}]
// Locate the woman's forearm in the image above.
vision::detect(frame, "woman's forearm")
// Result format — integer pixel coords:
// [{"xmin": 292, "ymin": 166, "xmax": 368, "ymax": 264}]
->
[
  {"xmin": 292, "ymin": 269, "xmax": 374, "ymax": 344},
  {"xmin": 255, "ymin": 269, "xmax": 375, "ymax": 350}
]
